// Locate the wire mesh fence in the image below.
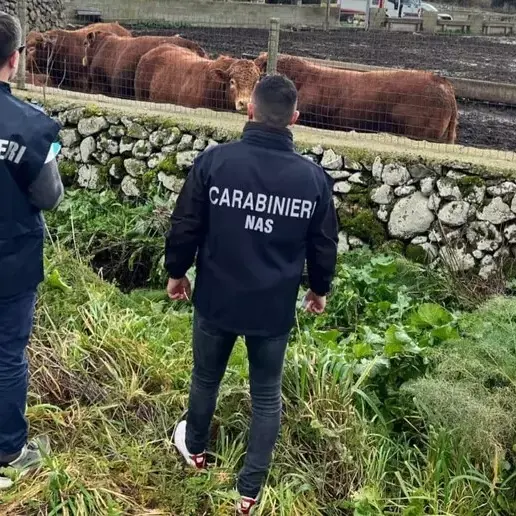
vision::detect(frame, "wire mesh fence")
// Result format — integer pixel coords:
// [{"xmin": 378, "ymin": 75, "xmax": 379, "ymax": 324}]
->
[{"xmin": 9, "ymin": 0, "xmax": 516, "ymax": 158}]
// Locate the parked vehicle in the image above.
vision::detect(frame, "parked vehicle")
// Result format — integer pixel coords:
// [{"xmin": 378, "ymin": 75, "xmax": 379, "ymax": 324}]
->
[
  {"xmin": 339, "ymin": 0, "xmax": 419, "ymax": 21},
  {"xmin": 339, "ymin": 0, "xmax": 452, "ymax": 22},
  {"xmin": 420, "ymin": 2, "xmax": 453, "ymax": 21}
]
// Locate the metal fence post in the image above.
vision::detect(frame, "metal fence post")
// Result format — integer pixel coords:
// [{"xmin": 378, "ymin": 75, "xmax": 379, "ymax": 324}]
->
[
  {"xmin": 266, "ymin": 18, "xmax": 280, "ymax": 75},
  {"xmin": 17, "ymin": 0, "xmax": 27, "ymax": 89},
  {"xmin": 325, "ymin": 0, "xmax": 331, "ymax": 31},
  {"xmin": 365, "ymin": 0, "xmax": 372, "ymax": 30}
]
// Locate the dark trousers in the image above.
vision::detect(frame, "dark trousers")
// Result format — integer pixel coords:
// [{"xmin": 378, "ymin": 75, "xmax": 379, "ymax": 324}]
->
[
  {"xmin": 185, "ymin": 311, "xmax": 289, "ymax": 499},
  {"xmin": 0, "ymin": 290, "xmax": 36, "ymax": 463}
]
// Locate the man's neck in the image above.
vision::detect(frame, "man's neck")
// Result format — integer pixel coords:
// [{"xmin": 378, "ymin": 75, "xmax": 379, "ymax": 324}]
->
[
  {"xmin": 0, "ymin": 69, "xmax": 12, "ymax": 84},
  {"xmin": 247, "ymin": 120, "xmax": 290, "ymax": 131}
]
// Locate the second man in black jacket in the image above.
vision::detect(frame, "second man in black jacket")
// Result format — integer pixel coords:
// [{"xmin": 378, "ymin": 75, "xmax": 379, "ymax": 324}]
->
[{"xmin": 165, "ymin": 74, "xmax": 338, "ymax": 515}]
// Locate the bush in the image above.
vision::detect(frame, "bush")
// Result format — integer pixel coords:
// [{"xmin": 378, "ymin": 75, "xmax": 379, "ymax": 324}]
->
[{"xmin": 405, "ymin": 296, "xmax": 516, "ymax": 465}]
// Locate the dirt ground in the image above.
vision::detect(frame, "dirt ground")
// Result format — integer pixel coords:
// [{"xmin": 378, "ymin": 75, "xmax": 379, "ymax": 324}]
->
[
  {"xmin": 137, "ymin": 27, "xmax": 516, "ymax": 83},
  {"xmin": 134, "ymin": 26, "xmax": 516, "ymax": 152},
  {"xmin": 458, "ymin": 102, "xmax": 516, "ymax": 152}
]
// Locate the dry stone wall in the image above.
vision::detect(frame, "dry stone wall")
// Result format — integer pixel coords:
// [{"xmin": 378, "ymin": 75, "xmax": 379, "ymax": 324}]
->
[
  {"xmin": 0, "ymin": 0, "xmax": 64, "ymax": 32},
  {"xmin": 44, "ymin": 102, "xmax": 516, "ymax": 279}
]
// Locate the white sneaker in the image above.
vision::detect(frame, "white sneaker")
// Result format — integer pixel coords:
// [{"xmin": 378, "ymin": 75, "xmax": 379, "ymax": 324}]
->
[
  {"xmin": 0, "ymin": 436, "xmax": 50, "ymax": 490},
  {"xmin": 173, "ymin": 420, "xmax": 206, "ymax": 470},
  {"xmin": 0, "ymin": 475, "xmax": 12, "ymax": 490}
]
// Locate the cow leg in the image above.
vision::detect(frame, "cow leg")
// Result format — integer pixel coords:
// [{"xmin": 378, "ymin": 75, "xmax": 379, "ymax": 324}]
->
[
  {"xmin": 390, "ymin": 103, "xmax": 442, "ymax": 143},
  {"xmin": 113, "ymin": 71, "xmax": 136, "ymax": 100}
]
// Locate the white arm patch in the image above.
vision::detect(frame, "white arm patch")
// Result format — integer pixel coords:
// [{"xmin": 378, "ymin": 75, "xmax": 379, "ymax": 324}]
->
[{"xmin": 44, "ymin": 141, "xmax": 61, "ymax": 164}]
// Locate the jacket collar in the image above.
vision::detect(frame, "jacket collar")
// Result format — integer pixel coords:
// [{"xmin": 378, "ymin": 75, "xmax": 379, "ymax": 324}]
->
[
  {"xmin": 241, "ymin": 121, "xmax": 294, "ymax": 152},
  {"xmin": 0, "ymin": 81, "xmax": 11, "ymax": 93}
]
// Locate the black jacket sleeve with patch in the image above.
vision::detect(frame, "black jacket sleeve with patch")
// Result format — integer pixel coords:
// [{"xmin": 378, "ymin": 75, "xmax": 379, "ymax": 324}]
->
[
  {"xmin": 164, "ymin": 157, "xmax": 208, "ymax": 279},
  {"xmin": 306, "ymin": 173, "xmax": 339, "ymax": 296}
]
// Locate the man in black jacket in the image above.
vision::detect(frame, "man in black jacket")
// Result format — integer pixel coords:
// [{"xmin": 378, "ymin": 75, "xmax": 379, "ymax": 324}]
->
[
  {"xmin": 0, "ymin": 12, "xmax": 63, "ymax": 490},
  {"xmin": 165, "ymin": 74, "xmax": 338, "ymax": 514}
]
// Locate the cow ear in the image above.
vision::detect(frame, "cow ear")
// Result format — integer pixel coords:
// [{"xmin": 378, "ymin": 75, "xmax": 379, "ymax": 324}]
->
[
  {"xmin": 210, "ymin": 68, "xmax": 228, "ymax": 83},
  {"xmin": 254, "ymin": 53, "xmax": 267, "ymax": 72},
  {"xmin": 86, "ymin": 30, "xmax": 102, "ymax": 46}
]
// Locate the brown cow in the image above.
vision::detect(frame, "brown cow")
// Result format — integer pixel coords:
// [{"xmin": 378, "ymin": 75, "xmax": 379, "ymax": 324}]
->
[
  {"xmin": 135, "ymin": 45, "xmax": 260, "ymax": 112},
  {"xmin": 255, "ymin": 53, "xmax": 457, "ymax": 144},
  {"xmin": 83, "ymin": 32, "xmax": 208, "ymax": 99},
  {"xmin": 26, "ymin": 23, "xmax": 132, "ymax": 92}
]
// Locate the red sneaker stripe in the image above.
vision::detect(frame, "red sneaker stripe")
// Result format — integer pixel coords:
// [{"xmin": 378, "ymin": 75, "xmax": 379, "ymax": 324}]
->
[{"xmin": 191, "ymin": 453, "xmax": 206, "ymax": 469}]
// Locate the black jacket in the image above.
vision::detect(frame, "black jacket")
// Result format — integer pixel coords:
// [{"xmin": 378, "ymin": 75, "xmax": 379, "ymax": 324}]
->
[
  {"xmin": 165, "ymin": 122, "xmax": 338, "ymax": 337},
  {"xmin": 0, "ymin": 82, "xmax": 61, "ymax": 299}
]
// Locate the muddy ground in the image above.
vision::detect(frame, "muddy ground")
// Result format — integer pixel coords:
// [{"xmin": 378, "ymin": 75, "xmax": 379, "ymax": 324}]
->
[
  {"xmin": 137, "ymin": 27, "xmax": 516, "ymax": 83},
  {"xmin": 135, "ymin": 27, "xmax": 516, "ymax": 152}
]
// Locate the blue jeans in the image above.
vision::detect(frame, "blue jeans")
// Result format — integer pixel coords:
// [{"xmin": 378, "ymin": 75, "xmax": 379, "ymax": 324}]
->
[
  {"xmin": 0, "ymin": 290, "xmax": 37, "ymax": 464},
  {"xmin": 185, "ymin": 311, "xmax": 289, "ymax": 499}
]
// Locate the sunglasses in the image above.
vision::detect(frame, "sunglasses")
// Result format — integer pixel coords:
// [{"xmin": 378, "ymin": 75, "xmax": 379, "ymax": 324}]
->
[{"xmin": 0, "ymin": 46, "xmax": 25, "ymax": 60}]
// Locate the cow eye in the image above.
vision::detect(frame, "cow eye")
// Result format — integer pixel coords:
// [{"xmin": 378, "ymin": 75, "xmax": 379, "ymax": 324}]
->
[{"xmin": 230, "ymin": 79, "xmax": 236, "ymax": 87}]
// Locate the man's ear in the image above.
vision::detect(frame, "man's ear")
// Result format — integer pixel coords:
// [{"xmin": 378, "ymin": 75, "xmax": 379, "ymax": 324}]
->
[
  {"xmin": 290, "ymin": 110, "xmax": 300, "ymax": 127},
  {"xmin": 210, "ymin": 68, "xmax": 228, "ymax": 83},
  {"xmin": 9, "ymin": 52, "xmax": 18, "ymax": 66},
  {"xmin": 247, "ymin": 102, "xmax": 254, "ymax": 121},
  {"xmin": 7, "ymin": 51, "xmax": 20, "ymax": 81}
]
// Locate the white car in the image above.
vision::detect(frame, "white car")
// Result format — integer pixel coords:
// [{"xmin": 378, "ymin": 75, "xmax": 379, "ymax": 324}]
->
[{"xmin": 420, "ymin": 2, "xmax": 453, "ymax": 20}]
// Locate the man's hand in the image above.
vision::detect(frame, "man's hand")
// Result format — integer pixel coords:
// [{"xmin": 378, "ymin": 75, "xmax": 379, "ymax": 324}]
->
[
  {"xmin": 167, "ymin": 277, "xmax": 192, "ymax": 301},
  {"xmin": 304, "ymin": 290, "xmax": 326, "ymax": 314}
]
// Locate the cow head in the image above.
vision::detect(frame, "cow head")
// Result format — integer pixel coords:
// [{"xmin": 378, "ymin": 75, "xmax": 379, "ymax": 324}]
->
[
  {"xmin": 254, "ymin": 52, "xmax": 307, "ymax": 87},
  {"xmin": 82, "ymin": 30, "xmax": 112, "ymax": 67},
  {"xmin": 211, "ymin": 59, "xmax": 260, "ymax": 112},
  {"xmin": 26, "ymin": 30, "xmax": 59, "ymax": 75}
]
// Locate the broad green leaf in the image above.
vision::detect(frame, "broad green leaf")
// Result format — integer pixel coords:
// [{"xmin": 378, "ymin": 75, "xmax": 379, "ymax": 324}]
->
[
  {"xmin": 45, "ymin": 269, "xmax": 71, "ymax": 292},
  {"xmin": 352, "ymin": 342, "xmax": 374, "ymax": 359},
  {"xmin": 362, "ymin": 326, "xmax": 384, "ymax": 346},
  {"xmin": 376, "ymin": 301, "xmax": 392, "ymax": 312},
  {"xmin": 384, "ymin": 325, "xmax": 413, "ymax": 357},
  {"xmin": 430, "ymin": 325, "xmax": 459, "ymax": 342},
  {"xmin": 370, "ymin": 255, "xmax": 396, "ymax": 271},
  {"xmin": 417, "ymin": 303, "xmax": 453, "ymax": 327},
  {"xmin": 314, "ymin": 329, "xmax": 341, "ymax": 345},
  {"xmin": 354, "ymin": 356, "xmax": 390, "ymax": 378}
]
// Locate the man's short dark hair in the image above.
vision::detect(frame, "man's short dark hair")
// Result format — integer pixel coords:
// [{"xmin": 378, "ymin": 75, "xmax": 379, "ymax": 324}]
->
[
  {"xmin": 0, "ymin": 11, "xmax": 22, "ymax": 67},
  {"xmin": 252, "ymin": 74, "xmax": 298, "ymax": 129}
]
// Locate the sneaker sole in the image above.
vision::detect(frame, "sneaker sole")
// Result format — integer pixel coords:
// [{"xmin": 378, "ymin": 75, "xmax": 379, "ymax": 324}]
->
[
  {"xmin": 0, "ymin": 477, "xmax": 13, "ymax": 490},
  {"xmin": 170, "ymin": 411, "xmax": 188, "ymax": 445},
  {"xmin": 171, "ymin": 420, "xmax": 195, "ymax": 468},
  {"xmin": 172, "ymin": 420, "xmax": 207, "ymax": 471}
]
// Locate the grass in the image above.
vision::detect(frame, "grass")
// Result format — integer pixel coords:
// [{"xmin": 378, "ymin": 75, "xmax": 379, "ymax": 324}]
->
[
  {"xmin": 2, "ymin": 189, "xmax": 516, "ymax": 514},
  {"xmin": 405, "ymin": 296, "xmax": 516, "ymax": 464},
  {"xmin": 44, "ymin": 189, "xmax": 172, "ymax": 290},
  {"xmin": 1, "ymin": 247, "xmax": 367, "ymax": 515}
]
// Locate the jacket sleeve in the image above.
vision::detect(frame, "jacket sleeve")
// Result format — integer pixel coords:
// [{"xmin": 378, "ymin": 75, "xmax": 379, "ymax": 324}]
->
[
  {"xmin": 306, "ymin": 173, "xmax": 339, "ymax": 296},
  {"xmin": 27, "ymin": 158, "xmax": 64, "ymax": 210},
  {"xmin": 164, "ymin": 157, "xmax": 208, "ymax": 279}
]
